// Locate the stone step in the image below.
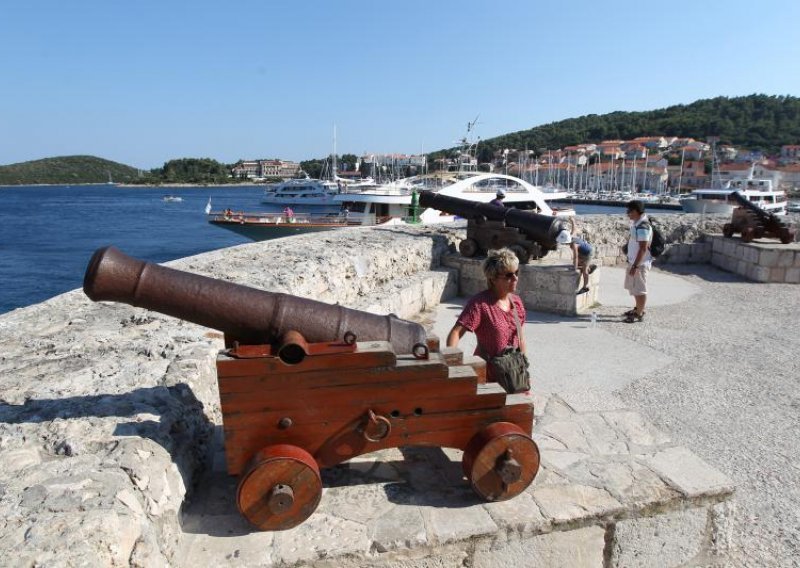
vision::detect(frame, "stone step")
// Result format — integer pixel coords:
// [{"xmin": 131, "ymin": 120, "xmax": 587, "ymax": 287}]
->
[{"xmin": 348, "ymin": 267, "xmax": 458, "ymax": 319}]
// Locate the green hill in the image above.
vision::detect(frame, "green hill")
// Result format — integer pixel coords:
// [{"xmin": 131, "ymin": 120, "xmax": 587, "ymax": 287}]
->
[
  {"xmin": 0, "ymin": 155, "xmax": 141, "ymax": 185},
  {"xmin": 435, "ymin": 94, "xmax": 800, "ymax": 160}
]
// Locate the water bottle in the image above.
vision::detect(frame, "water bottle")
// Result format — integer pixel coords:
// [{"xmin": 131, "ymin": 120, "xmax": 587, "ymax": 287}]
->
[{"xmin": 591, "ymin": 311, "xmax": 598, "ymax": 328}]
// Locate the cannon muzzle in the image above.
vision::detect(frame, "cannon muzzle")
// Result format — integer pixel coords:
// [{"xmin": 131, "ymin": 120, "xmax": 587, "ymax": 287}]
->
[
  {"xmin": 84, "ymin": 246, "xmax": 427, "ymax": 354},
  {"xmin": 418, "ymin": 191, "xmax": 565, "ymax": 247}
]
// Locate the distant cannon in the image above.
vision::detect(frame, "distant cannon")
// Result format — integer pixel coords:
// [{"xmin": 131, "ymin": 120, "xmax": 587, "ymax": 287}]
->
[
  {"xmin": 418, "ymin": 191, "xmax": 567, "ymax": 263},
  {"xmin": 722, "ymin": 191, "xmax": 796, "ymax": 244},
  {"xmin": 83, "ymin": 246, "xmax": 540, "ymax": 531}
]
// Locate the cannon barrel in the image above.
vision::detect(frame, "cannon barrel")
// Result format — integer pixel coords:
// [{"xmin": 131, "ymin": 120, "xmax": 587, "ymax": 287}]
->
[
  {"xmin": 418, "ymin": 191, "xmax": 565, "ymax": 247},
  {"xmin": 731, "ymin": 191, "xmax": 787, "ymax": 228},
  {"xmin": 83, "ymin": 246, "xmax": 426, "ymax": 354}
]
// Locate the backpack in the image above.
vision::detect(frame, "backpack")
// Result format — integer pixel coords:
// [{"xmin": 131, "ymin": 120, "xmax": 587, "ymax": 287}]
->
[{"xmin": 645, "ymin": 218, "xmax": 666, "ymax": 258}]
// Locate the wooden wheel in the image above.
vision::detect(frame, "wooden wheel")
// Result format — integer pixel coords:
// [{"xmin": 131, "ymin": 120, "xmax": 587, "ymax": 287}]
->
[
  {"xmin": 741, "ymin": 227, "xmax": 755, "ymax": 243},
  {"xmin": 459, "ymin": 238, "xmax": 479, "ymax": 257},
  {"xmin": 462, "ymin": 422, "xmax": 540, "ymax": 502},
  {"xmin": 236, "ymin": 444, "xmax": 322, "ymax": 530},
  {"xmin": 722, "ymin": 224, "xmax": 734, "ymax": 238}
]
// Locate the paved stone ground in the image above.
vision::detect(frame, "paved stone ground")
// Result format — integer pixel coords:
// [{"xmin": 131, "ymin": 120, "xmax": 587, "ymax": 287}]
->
[
  {"xmin": 434, "ymin": 264, "xmax": 799, "ymax": 567},
  {"xmin": 604, "ymin": 265, "xmax": 800, "ymax": 568}
]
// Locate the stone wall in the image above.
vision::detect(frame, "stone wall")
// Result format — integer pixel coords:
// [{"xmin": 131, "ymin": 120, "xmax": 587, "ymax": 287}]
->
[
  {"xmin": 709, "ymin": 235, "xmax": 800, "ymax": 283},
  {"xmin": 442, "ymin": 254, "xmax": 599, "ymax": 316},
  {"xmin": 0, "ymin": 225, "xmax": 462, "ymax": 566}
]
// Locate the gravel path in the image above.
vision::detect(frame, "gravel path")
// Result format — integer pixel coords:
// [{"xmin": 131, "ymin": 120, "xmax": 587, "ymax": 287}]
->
[{"xmin": 596, "ymin": 264, "xmax": 800, "ymax": 567}]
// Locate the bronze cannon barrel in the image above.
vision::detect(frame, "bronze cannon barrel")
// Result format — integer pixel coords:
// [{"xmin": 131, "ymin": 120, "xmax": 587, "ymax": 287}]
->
[
  {"xmin": 83, "ymin": 246, "xmax": 427, "ymax": 354},
  {"xmin": 418, "ymin": 191, "xmax": 565, "ymax": 247}
]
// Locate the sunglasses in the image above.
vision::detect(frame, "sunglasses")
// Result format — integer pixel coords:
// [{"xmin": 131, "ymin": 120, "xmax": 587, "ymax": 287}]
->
[{"xmin": 503, "ymin": 270, "xmax": 520, "ymax": 280}]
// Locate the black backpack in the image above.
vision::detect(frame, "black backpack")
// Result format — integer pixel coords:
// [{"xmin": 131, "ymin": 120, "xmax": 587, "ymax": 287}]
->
[{"xmin": 644, "ymin": 218, "xmax": 666, "ymax": 258}]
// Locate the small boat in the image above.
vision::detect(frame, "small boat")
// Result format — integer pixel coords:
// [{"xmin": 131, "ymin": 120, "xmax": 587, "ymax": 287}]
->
[
  {"xmin": 207, "ymin": 210, "xmax": 361, "ymax": 240},
  {"xmin": 163, "ymin": 195, "xmax": 183, "ymax": 203},
  {"xmin": 788, "ymin": 201, "xmax": 800, "ymax": 213}
]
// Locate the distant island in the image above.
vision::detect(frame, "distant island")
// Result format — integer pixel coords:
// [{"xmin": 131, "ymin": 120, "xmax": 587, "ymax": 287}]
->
[{"xmin": 2, "ymin": 94, "xmax": 799, "ymax": 186}]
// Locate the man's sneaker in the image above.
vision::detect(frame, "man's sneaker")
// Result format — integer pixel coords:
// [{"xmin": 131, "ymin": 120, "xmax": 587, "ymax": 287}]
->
[
  {"xmin": 576, "ymin": 286, "xmax": 590, "ymax": 295},
  {"xmin": 588, "ymin": 264, "xmax": 598, "ymax": 275}
]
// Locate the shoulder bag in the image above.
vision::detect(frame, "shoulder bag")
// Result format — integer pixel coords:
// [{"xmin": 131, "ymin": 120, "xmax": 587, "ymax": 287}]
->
[{"xmin": 478, "ymin": 298, "xmax": 531, "ymax": 394}]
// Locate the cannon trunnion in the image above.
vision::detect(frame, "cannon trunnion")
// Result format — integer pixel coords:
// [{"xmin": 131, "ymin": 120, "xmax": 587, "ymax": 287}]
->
[{"xmin": 83, "ymin": 247, "xmax": 540, "ymax": 531}]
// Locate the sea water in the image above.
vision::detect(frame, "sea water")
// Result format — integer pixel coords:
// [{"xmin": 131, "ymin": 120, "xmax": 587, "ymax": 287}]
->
[{"xmin": 0, "ymin": 184, "xmax": 660, "ymax": 315}]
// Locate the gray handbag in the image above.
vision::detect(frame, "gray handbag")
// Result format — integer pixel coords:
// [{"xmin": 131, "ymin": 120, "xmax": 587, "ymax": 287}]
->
[{"xmin": 478, "ymin": 299, "xmax": 531, "ymax": 394}]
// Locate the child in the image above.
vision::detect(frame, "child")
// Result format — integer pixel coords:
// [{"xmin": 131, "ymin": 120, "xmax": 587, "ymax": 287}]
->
[{"xmin": 556, "ymin": 218, "xmax": 597, "ymax": 294}]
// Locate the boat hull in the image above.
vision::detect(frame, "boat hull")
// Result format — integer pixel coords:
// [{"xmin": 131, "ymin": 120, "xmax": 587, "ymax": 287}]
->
[
  {"xmin": 209, "ymin": 219, "xmax": 350, "ymax": 241},
  {"xmin": 680, "ymin": 199, "xmax": 734, "ymax": 214}
]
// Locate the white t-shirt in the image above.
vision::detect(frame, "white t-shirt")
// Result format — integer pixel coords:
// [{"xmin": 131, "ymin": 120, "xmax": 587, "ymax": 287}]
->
[{"xmin": 627, "ymin": 215, "xmax": 653, "ymax": 267}]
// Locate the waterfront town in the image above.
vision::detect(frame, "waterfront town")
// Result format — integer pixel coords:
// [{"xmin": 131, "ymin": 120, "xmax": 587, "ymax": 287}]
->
[{"xmin": 231, "ymin": 138, "xmax": 800, "ymax": 196}]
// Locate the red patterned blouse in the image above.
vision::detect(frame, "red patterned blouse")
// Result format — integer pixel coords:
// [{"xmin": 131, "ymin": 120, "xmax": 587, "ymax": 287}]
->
[{"xmin": 456, "ymin": 291, "xmax": 526, "ymax": 359}]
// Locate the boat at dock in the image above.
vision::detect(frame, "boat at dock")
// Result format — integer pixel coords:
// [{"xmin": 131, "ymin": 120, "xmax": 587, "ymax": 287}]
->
[
  {"xmin": 207, "ymin": 210, "xmax": 362, "ymax": 239},
  {"xmin": 208, "ymin": 172, "xmax": 574, "ymax": 241},
  {"xmin": 679, "ymin": 178, "xmax": 787, "ymax": 215}
]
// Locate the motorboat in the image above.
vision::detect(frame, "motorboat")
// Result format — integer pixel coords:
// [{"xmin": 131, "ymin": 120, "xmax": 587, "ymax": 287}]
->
[
  {"xmin": 787, "ymin": 201, "xmax": 800, "ymax": 213},
  {"xmin": 680, "ymin": 178, "xmax": 787, "ymax": 215},
  {"xmin": 162, "ymin": 195, "xmax": 183, "ymax": 203},
  {"xmin": 261, "ymin": 176, "xmax": 376, "ymax": 213},
  {"xmin": 207, "ymin": 209, "xmax": 361, "ymax": 240},
  {"xmin": 334, "ymin": 171, "xmax": 575, "ymax": 227}
]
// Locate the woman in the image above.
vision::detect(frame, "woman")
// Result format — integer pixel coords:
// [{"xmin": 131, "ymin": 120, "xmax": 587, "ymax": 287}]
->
[{"xmin": 446, "ymin": 248, "xmax": 527, "ymax": 385}]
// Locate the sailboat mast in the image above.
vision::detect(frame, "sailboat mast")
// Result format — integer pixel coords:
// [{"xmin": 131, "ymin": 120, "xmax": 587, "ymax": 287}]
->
[{"xmin": 332, "ymin": 124, "xmax": 337, "ymax": 179}]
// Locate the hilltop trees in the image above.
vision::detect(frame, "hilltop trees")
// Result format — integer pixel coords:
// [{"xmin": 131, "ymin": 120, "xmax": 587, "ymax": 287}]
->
[{"xmin": 431, "ymin": 95, "xmax": 800, "ymax": 161}]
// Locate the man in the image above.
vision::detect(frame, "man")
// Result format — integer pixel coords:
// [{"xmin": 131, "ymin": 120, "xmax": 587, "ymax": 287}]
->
[
  {"xmin": 488, "ymin": 190, "xmax": 506, "ymax": 207},
  {"xmin": 556, "ymin": 217, "xmax": 597, "ymax": 294},
  {"xmin": 623, "ymin": 200, "xmax": 653, "ymax": 323}
]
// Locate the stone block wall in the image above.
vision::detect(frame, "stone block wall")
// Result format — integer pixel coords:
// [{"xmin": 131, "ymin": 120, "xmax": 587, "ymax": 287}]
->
[
  {"xmin": 441, "ymin": 254, "xmax": 599, "ymax": 315},
  {"xmin": 709, "ymin": 235, "xmax": 800, "ymax": 283}
]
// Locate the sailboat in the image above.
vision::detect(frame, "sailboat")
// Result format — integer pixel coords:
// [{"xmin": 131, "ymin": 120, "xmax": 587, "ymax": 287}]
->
[
  {"xmin": 204, "ymin": 197, "xmax": 212, "ymax": 215},
  {"xmin": 106, "ymin": 171, "xmax": 116, "ymax": 186}
]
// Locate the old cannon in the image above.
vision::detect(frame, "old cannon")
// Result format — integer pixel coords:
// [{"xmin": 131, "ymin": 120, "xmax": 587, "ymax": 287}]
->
[
  {"xmin": 723, "ymin": 191, "xmax": 796, "ymax": 244},
  {"xmin": 83, "ymin": 246, "xmax": 539, "ymax": 530},
  {"xmin": 418, "ymin": 191, "xmax": 567, "ymax": 263}
]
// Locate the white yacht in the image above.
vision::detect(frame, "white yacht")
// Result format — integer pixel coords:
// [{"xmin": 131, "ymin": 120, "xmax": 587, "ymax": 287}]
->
[
  {"xmin": 261, "ymin": 177, "xmax": 341, "ymax": 212},
  {"xmin": 680, "ymin": 178, "xmax": 787, "ymax": 215},
  {"xmin": 334, "ymin": 171, "xmax": 574, "ymax": 227},
  {"xmin": 261, "ymin": 176, "xmax": 376, "ymax": 212}
]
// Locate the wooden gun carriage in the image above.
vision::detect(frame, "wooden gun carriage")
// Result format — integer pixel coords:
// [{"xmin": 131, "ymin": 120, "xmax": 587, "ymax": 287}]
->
[
  {"xmin": 418, "ymin": 191, "xmax": 566, "ymax": 263},
  {"xmin": 84, "ymin": 247, "xmax": 540, "ymax": 530},
  {"xmin": 722, "ymin": 190, "xmax": 796, "ymax": 244}
]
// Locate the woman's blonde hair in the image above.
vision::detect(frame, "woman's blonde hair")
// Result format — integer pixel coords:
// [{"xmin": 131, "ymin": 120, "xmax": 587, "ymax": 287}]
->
[{"xmin": 482, "ymin": 248, "xmax": 519, "ymax": 284}]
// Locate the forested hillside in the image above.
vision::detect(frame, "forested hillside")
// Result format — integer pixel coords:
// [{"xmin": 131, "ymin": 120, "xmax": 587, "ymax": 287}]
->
[
  {"xmin": 435, "ymin": 94, "xmax": 800, "ymax": 160},
  {"xmin": 0, "ymin": 156, "xmax": 140, "ymax": 185}
]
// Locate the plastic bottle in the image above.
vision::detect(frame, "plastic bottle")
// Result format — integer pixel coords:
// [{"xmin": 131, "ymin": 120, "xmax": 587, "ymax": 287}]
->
[{"xmin": 591, "ymin": 311, "xmax": 598, "ymax": 328}]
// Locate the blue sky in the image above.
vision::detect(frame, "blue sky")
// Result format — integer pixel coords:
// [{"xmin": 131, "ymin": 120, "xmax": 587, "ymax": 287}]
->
[{"xmin": 2, "ymin": 0, "xmax": 799, "ymax": 169}]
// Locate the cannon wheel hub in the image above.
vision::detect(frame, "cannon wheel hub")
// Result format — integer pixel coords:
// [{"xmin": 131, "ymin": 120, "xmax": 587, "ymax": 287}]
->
[
  {"xmin": 236, "ymin": 444, "xmax": 322, "ymax": 530},
  {"xmin": 462, "ymin": 422, "xmax": 540, "ymax": 501}
]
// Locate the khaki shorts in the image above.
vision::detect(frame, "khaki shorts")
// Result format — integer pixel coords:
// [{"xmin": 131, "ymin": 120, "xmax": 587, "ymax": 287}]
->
[{"xmin": 624, "ymin": 264, "xmax": 649, "ymax": 296}]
